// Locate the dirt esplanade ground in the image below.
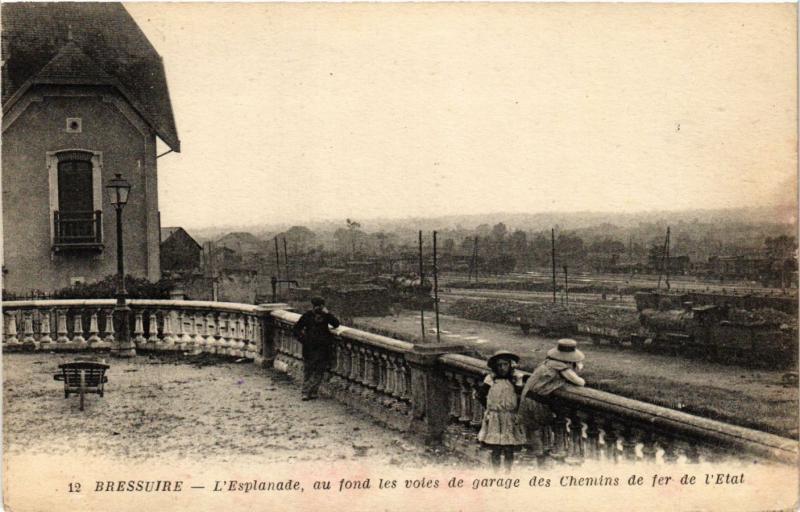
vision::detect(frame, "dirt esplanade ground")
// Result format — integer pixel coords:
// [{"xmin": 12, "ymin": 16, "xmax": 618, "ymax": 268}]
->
[{"xmin": 3, "ymin": 353, "xmax": 451, "ymax": 465}]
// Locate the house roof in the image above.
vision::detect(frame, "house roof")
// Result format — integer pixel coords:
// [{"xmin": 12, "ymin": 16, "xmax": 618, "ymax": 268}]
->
[
  {"xmin": 2, "ymin": 3, "xmax": 180, "ymax": 151},
  {"xmin": 161, "ymin": 227, "xmax": 201, "ymax": 250}
]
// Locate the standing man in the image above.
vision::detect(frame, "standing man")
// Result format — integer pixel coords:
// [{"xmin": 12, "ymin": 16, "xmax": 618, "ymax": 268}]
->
[{"xmin": 293, "ymin": 297, "xmax": 340, "ymax": 400}]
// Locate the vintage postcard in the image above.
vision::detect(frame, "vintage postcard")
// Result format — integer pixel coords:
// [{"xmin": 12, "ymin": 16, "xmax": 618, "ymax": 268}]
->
[{"xmin": 1, "ymin": 2, "xmax": 798, "ymax": 511}]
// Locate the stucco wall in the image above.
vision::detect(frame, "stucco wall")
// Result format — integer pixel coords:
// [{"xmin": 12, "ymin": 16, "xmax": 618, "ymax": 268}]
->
[{"xmin": 2, "ymin": 86, "xmax": 160, "ymax": 293}]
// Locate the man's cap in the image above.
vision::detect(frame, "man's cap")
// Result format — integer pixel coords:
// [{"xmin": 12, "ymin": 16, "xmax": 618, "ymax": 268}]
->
[{"xmin": 310, "ymin": 296, "xmax": 326, "ymax": 306}]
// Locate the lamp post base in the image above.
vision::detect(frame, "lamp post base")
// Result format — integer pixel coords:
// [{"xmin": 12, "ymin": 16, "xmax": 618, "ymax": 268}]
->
[
  {"xmin": 112, "ymin": 301, "xmax": 134, "ymax": 358},
  {"xmin": 111, "ymin": 340, "xmax": 137, "ymax": 358}
]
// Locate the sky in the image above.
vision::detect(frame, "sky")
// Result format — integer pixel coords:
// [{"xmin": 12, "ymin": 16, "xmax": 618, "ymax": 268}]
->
[{"xmin": 124, "ymin": 3, "xmax": 797, "ymax": 229}]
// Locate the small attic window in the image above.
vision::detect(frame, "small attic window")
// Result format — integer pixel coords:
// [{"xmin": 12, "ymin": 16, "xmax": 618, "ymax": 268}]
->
[{"xmin": 66, "ymin": 118, "xmax": 82, "ymax": 133}]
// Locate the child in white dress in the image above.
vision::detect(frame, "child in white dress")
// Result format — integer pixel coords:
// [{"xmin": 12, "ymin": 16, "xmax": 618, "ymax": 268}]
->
[{"xmin": 477, "ymin": 350, "xmax": 527, "ymax": 471}]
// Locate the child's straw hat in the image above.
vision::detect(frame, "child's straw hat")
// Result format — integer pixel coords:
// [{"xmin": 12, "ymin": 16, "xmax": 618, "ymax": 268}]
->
[{"xmin": 547, "ymin": 339, "xmax": 585, "ymax": 363}]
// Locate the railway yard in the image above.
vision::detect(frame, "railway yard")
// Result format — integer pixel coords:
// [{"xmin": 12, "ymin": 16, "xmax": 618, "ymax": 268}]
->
[
  {"xmin": 351, "ymin": 272, "xmax": 798, "ymax": 438},
  {"xmin": 354, "ymin": 310, "xmax": 798, "ymax": 438}
]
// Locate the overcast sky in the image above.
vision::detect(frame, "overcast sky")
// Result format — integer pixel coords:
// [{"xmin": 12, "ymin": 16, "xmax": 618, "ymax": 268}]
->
[{"xmin": 125, "ymin": 3, "xmax": 797, "ymax": 229}]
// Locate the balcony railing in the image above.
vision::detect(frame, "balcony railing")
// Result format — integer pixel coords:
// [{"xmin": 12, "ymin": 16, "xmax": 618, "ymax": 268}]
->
[
  {"xmin": 2, "ymin": 299, "xmax": 796, "ymax": 466},
  {"xmin": 53, "ymin": 210, "xmax": 102, "ymax": 251}
]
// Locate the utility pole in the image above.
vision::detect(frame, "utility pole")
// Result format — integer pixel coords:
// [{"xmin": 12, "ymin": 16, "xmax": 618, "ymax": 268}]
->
[
  {"xmin": 657, "ymin": 227, "xmax": 671, "ymax": 291},
  {"xmin": 433, "ymin": 231, "xmax": 441, "ymax": 343},
  {"xmin": 273, "ymin": 237, "xmax": 281, "ymax": 299},
  {"xmin": 418, "ymin": 231, "xmax": 426, "ymax": 342},
  {"xmin": 473, "ymin": 236, "xmax": 479, "ymax": 283},
  {"xmin": 551, "ymin": 228, "xmax": 557, "ymax": 303},
  {"xmin": 283, "ymin": 237, "xmax": 290, "ymax": 283}
]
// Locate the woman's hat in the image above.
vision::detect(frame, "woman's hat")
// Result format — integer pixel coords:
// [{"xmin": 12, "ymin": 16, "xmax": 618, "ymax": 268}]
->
[
  {"xmin": 547, "ymin": 339, "xmax": 585, "ymax": 363},
  {"xmin": 487, "ymin": 350, "xmax": 520, "ymax": 369}
]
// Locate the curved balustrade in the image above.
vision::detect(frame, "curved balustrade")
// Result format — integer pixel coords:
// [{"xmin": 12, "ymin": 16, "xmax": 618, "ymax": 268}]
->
[
  {"xmin": 268, "ymin": 311, "xmax": 796, "ymax": 466},
  {"xmin": 2, "ymin": 299, "xmax": 795, "ymax": 466}
]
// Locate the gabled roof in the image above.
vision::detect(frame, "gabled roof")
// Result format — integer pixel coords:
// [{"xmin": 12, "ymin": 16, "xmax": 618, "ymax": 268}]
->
[
  {"xmin": 161, "ymin": 227, "xmax": 202, "ymax": 250},
  {"xmin": 2, "ymin": 3, "xmax": 180, "ymax": 151}
]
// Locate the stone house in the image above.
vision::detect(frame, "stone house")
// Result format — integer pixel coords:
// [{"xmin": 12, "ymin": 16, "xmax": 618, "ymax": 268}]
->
[
  {"xmin": 160, "ymin": 227, "xmax": 202, "ymax": 274},
  {"xmin": 2, "ymin": 3, "xmax": 180, "ymax": 293}
]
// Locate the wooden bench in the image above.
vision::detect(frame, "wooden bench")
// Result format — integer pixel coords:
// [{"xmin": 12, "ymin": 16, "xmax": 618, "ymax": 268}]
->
[{"xmin": 53, "ymin": 361, "xmax": 109, "ymax": 411}]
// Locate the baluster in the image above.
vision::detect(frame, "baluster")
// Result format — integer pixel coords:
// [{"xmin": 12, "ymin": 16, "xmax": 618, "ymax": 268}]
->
[
  {"xmin": 334, "ymin": 344, "xmax": 344, "ymax": 376},
  {"xmin": 603, "ymin": 421, "xmax": 620, "ymax": 463},
  {"xmin": 456, "ymin": 375, "xmax": 471, "ymax": 424},
  {"xmin": 641, "ymin": 431, "xmax": 658, "ymax": 462},
  {"xmin": 217, "ymin": 313, "xmax": 229, "ymax": 354},
  {"xmin": 621, "ymin": 426, "xmax": 638, "ymax": 462},
  {"xmin": 376, "ymin": 353, "xmax": 387, "ymax": 393},
  {"xmin": 386, "ymin": 357, "xmax": 398, "ymax": 397},
  {"xmin": 4, "ymin": 312, "xmax": 20, "ymax": 346},
  {"xmin": 147, "ymin": 311, "xmax": 160, "ymax": 348},
  {"xmin": 354, "ymin": 347, "xmax": 364, "ymax": 385},
  {"xmin": 584, "ymin": 415, "xmax": 601, "ymax": 460},
  {"xmin": 661, "ymin": 438, "xmax": 679, "ymax": 464},
  {"xmin": 205, "ymin": 313, "xmax": 217, "ymax": 353},
  {"xmin": 685, "ymin": 442, "xmax": 700, "ymax": 464},
  {"xmin": 188, "ymin": 312, "xmax": 200, "ymax": 354},
  {"xmin": 348, "ymin": 343, "xmax": 358, "ymax": 381},
  {"xmin": 175, "ymin": 311, "xmax": 188, "ymax": 350},
  {"xmin": 340, "ymin": 343, "xmax": 351, "ymax": 379},
  {"xmin": 565, "ymin": 411, "xmax": 584, "ymax": 463},
  {"xmin": 364, "ymin": 350, "xmax": 376, "ymax": 388},
  {"xmin": 103, "ymin": 309, "xmax": 115, "ymax": 344},
  {"xmin": 548, "ymin": 409, "xmax": 570, "ymax": 461},
  {"xmin": 229, "ymin": 314, "xmax": 240, "ymax": 356},
  {"xmin": 241, "ymin": 316, "xmax": 250, "ymax": 357},
  {"xmin": 447, "ymin": 374, "xmax": 460, "ymax": 422},
  {"xmin": 230, "ymin": 313, "xmax": 240, "ymax": 356},
  {"xmin": 161, "ymin": 310, "xmax": 175, "ymax": 349},
  {"xmin": 195, "ymin": 312, "xmax": 207, "ymax": 353},
  {"xmin": 72, "ymin": 310, "xmax": 87, "ymax": 347},
  {"xmin": 133, "ymin": 310, "xmax": 146, "ymax": 348},
  {"xmin": 246, "ymin": 316, "xmax": 257, "ymax": 358},
  {"xmin": 56, "ymin": 309, "xmax": 69, "ymax": 344},
  {"xmin": 253, "ymin": 316, "xmax": 261, "ymax": 356},
  {"xmin": 470, "ymin": 384, "xmax": 484, "ymax": 428},
  {"xmin": 22, "ymin": 311, "xmax": 36, "ymax": 347},
  {"xmin": 237, "ymin": 315, "xmax": 247, "ymax": 356},
  {"xmin": 39, "ymin": 309, "xmax": 53, "ymax": 345},
  {"xmin": 87, "ymin": 310, "xmax": 102, "ymax": 347},
  {"xmin": 401, "ymin": 363, "xmax": 412, "ymax": 402}
]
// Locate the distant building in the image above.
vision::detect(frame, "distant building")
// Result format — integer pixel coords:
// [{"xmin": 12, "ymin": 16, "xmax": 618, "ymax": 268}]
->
[
  {"xmin": 160, "ymin": 227, "xmax": 202, "ymax": 274},
  {"xmin": 1, "ymin": 3, "xmax": 180, "ymax": 293}
]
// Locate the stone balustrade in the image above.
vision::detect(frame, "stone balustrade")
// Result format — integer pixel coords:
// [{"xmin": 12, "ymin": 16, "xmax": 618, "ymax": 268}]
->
[
  {"xmin": 271, "ymin": 310, "xmax": 415, "ymax": 429},
  {"xmin": 437, "ymin": 352, "xmax": 798, "ymax": 466},
  {"xmin": 2, "ymin": 299, "xmax": 287, "ymax": 363},
  {"xmin": 2, "ymin": 299, "xmax": 795, "ymax": 466},
  {"xmin": 268, "ymin": 312, "xmax": 797, "ymax": 466}
]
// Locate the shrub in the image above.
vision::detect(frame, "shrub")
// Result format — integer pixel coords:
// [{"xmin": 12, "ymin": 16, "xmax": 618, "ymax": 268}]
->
[{"xmin": 52, "ymin": 275, "xmax": 174, "ymax": 299}]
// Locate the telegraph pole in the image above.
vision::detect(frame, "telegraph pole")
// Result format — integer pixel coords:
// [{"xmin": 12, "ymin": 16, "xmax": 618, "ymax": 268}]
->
[
  {"xmin": 283, "ymin": 237, "xmax": 290, "ymax": 283},
  {"xmin": 419, "ymin": 230, "xmax": 426, "ymax": 342},
  {"xmin": 433, "ymin": 231, "xmax": 441, "ymax": 343},
  {"xmin": 551, "ymin": 228, "xmax": 557, "ymax": 303}
]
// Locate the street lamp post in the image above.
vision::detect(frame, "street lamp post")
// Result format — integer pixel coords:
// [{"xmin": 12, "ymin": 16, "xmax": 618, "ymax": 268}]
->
[{"xmin": 106, "ymin": 173, "xmax": 134, "ymax": 358}]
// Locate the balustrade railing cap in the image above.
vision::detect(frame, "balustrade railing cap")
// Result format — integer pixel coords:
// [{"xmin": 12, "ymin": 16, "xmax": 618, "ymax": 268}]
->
[{"xmin": 411, "ymin": 343, "xmax": 466, "ymax": 355}]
